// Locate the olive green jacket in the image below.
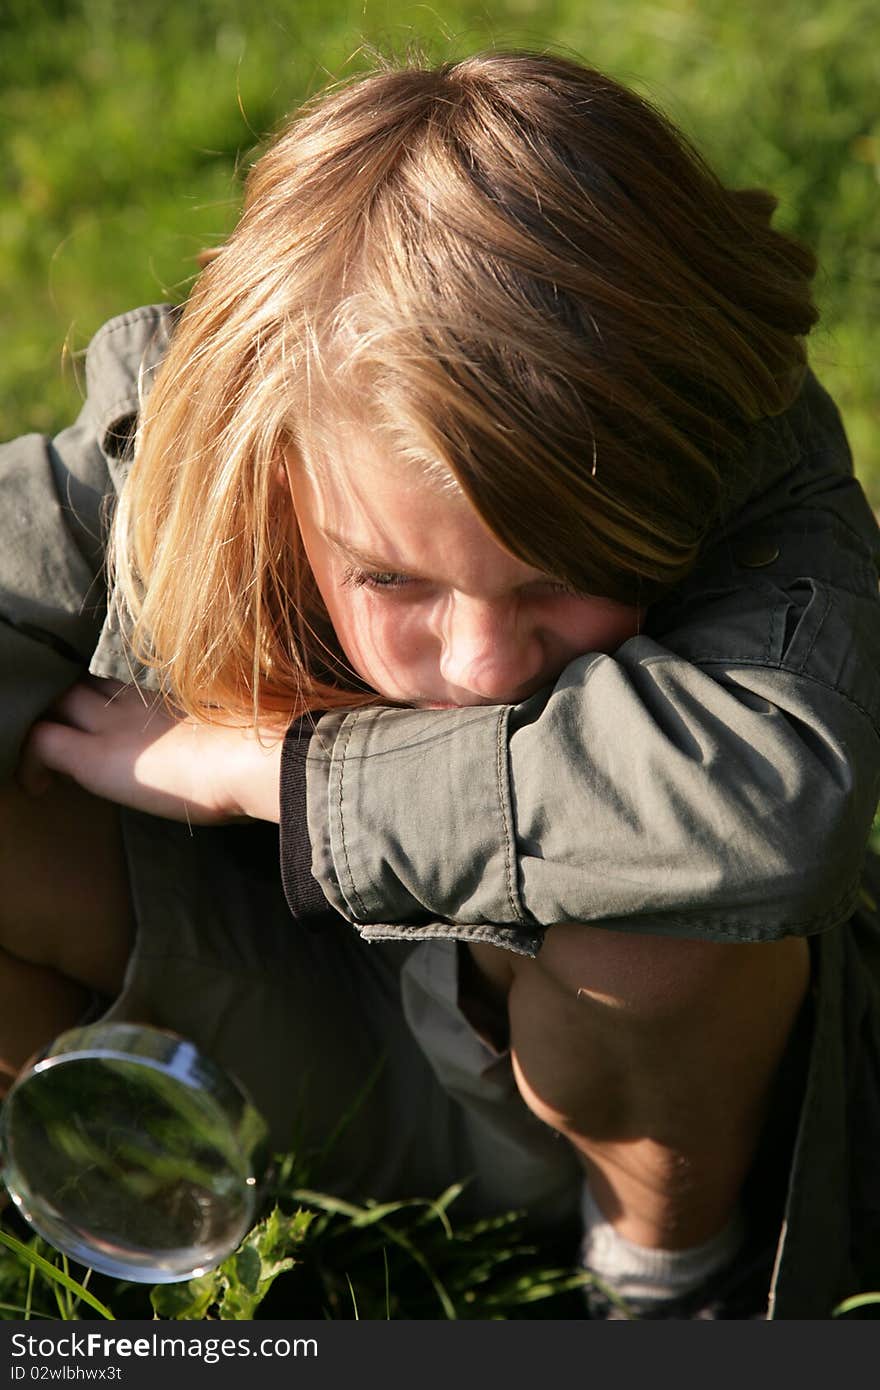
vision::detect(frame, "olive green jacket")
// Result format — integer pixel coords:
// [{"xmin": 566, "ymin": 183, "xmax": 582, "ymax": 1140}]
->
[
  {"xmin": 304, "ymin": 354, "xmax": 880, "ymax": 954},
  {"xmin": 4, "ymin": 305, "xmax": 880, "ymax": 1317}
]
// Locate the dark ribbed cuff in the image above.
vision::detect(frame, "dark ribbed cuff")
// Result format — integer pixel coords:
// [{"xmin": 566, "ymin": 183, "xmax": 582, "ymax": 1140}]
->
[{"xmin": 279, "ymin": 712, "xmax": 346, "ymax": 927}]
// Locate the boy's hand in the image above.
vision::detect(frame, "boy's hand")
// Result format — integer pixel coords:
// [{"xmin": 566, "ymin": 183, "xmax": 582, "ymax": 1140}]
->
[{"xmin": 17, "ymin": 678, "xmax": 284, "ymax": 824}]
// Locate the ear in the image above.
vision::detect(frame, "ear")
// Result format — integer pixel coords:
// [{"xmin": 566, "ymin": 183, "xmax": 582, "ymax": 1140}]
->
[{"xmin": 274, "ymin": 449, "xmax": 293, "ymax": 492}]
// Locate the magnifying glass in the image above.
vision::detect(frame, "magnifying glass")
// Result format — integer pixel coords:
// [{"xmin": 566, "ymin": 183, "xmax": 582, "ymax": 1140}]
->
[{"xmin": 0, "ymin": 1022, "xmax": 269, "ymax": 1283}]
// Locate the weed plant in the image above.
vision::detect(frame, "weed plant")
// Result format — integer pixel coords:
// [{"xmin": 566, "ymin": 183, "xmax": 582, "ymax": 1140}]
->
[
  {"xmin": 2, "ymin": 1176, "xmax": 878, "ymax": 1320},
  {"xmin": 0, "ymin": 1160, "xmax": 595, "ymax": 1321}
]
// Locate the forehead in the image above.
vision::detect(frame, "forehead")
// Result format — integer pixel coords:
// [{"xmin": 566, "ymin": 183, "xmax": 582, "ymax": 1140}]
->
[
  {"xmin": 295, "ymin": 431, "xmax": 469, "ymax": 543},
  {"xmin": 290, "ymin": 424, "xmax": 540, "ymax": 586}
]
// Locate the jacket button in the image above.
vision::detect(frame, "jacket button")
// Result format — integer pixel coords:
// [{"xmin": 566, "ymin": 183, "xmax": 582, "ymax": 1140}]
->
[{"xmin": 735, "ymin": 537, "xmax": 780, "ymax": 568}]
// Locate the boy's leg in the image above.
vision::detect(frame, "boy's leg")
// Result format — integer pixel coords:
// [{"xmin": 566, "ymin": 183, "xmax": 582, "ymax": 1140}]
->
[
  {"xmin": 0, "ymin": 777, "xmax": 135, "ymax": 1085},
  {"xmin": 0, "ymin": 949, "xmax": 90, "ymax": 1090},
  {"xmin": 469, "ymin": 928, "xmax": 809, "ymax": 1252}
]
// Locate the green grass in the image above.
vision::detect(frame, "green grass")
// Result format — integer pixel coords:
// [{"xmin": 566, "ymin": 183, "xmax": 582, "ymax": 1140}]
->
[
  {"xmin": 2, "ymin": 1182, "xmax": 877, "ymax": 1321},
  {"xmin": 1, "ymin": 0, "xmax": 878, "ymax": 496},
  {"xmin": 0, "ymin": 1171, "xmax": 594, "ymax": 1321}
]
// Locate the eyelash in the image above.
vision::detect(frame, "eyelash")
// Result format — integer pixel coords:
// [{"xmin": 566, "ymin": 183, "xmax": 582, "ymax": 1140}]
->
[
  {"xmin": 341, "ymin": 565, "xmax": 411, "ymax": 590},
  {"xmin": 341, "ymin": 565, "xmax": 579, "ymax": 597}
]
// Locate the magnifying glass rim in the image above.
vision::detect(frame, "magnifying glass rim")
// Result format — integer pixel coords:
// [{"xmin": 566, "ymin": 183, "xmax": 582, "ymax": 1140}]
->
[
  {"xmin": 1, "ymin": 1022, "xmax": 268, "ymax": 1283},
  {"xmin": 26, "ymin": 1022, "xmax": 253, "ymax": 1109}
]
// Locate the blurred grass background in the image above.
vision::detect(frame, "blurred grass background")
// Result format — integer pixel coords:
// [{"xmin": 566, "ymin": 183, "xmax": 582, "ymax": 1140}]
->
[{"xmin": 1, "ymin": 0, "xmax": 878, "ymax": 498}]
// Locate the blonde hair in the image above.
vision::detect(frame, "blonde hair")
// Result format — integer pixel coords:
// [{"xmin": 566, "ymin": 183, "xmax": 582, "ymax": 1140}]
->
[{"xmin": 113, "ymin": 50, "xmax": 818, "ymax": 723}]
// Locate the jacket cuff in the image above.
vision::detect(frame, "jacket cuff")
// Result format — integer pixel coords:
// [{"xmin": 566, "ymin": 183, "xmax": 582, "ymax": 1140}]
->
[
  {"xmin": 279, "ymin": 713, "xmax": 346, "ymax": 925},
  {"xmin": 303, "ymin": 706, "xmax": 540, "ymax": 955}
]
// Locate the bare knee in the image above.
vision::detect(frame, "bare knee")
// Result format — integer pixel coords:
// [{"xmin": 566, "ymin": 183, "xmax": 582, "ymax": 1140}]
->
[{"xmin": 504, "ymin": 925, "xmax": 810, "ymax": 1142}]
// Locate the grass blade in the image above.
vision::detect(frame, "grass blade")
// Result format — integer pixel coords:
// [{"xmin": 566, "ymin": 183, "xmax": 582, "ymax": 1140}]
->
[
  {"xmin": 0, "ymin": 1229, "xmax": 114, "ymax": 1320},
  {"xmin": 833, "ymin": 1291, "xmax": 880, "ymax": 1317}
]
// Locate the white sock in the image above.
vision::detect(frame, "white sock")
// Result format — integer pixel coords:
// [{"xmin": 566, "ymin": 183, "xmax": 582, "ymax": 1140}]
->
[{"xmin": 579, "ymin": 1183, "xmax": 746, "ymax": 1306}]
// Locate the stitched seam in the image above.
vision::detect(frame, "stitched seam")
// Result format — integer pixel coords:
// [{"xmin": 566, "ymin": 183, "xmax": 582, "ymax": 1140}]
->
[
  {"xmin": 495, "ymin": 705, "xmax": 523, "ymax": 922},
  {"xmin": 358, "ymin": 922, "xmax": 541, "ymax": 956},
  {"xmin": 335, "ymin": 714, "xmax": 369, "ymax": 920},
  {"xmin": 355, "ymin": 881, "xmax": 859, "ymax": 942},
  {"xmin": 795, "ymin": 582, "xmax": 831, "ymax": 671},
  {"xmin": 90, "ymin": 304, "xmax": 172, "ymax": 346}
]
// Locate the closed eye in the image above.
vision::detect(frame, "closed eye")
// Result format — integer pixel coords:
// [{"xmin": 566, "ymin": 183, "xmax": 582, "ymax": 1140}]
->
[
  {"xmin": 341, "ymin": 565, "xmax": 414, "ymax": 591},
  {"xmin": 537, "ymin": 580, "xmax": 580, "ymax": 596},
  {"xmin": 341, "ymin": 565, "xmax": 583, "ymax": 598}
]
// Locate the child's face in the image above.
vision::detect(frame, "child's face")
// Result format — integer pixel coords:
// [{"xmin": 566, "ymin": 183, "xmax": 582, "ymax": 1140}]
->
[{"xmin": 289, "ymin": 434, "xmax": 641, "ymax": 708}]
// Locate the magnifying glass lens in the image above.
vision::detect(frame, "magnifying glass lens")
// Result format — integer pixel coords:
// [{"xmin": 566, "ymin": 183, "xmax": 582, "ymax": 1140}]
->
[{"xmin": 0, "ymin": 1024, "xmax": 268, "ymax": 1283}]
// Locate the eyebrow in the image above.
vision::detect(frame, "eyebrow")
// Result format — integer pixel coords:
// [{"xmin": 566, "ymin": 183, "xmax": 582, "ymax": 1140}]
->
[
  {"xmin": 322, "ymin": 530, "xmax": 419, "ymax": 571},
  {"xmin": 322, "ymin": 529, "xmax": 562, "ymax": 592}
]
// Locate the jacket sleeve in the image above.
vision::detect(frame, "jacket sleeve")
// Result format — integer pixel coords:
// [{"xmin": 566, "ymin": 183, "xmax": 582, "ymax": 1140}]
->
[
  {"xmin": 0, "ymin": 304, "xmax": 175, "ymax": 781},
  {"xmin": 300, "ymin": 373, "xmax": 880, "ymax": 952}
]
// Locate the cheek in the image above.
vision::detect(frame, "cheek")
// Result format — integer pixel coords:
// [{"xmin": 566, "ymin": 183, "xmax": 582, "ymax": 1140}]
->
[
  {"xmin": 562, "ymin": 600, "xmax": 642, "ymax": 655},
  {"xmin": 326, "ymin": 597, "xmax": 428, "ymax": 689}
]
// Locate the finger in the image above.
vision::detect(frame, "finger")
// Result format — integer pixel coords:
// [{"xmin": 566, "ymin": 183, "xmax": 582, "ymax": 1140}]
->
[
  {"xmin": 20, "ymin": 720, "xmax": 101, "ymax": 797},
  {"xmin": 51, "ymin": 679, "xmax": 154, "ymax": 734},
  {"xmin": 49, "ymin": 681, "xmax": 117, "ymax": 733}
]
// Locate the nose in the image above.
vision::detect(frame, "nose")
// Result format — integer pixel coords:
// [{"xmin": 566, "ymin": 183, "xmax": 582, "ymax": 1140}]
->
[{"xmin": 437, "ymin": 595, "xmax": 546, "ymax": 702}]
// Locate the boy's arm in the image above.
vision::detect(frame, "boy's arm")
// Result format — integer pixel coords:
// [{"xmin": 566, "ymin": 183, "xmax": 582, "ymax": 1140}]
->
[{"xmin": 289, "ymin": 374, "xmax": 880, "ymax": 950}]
